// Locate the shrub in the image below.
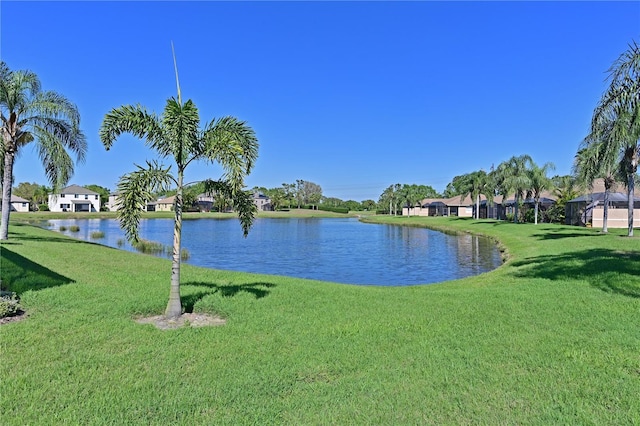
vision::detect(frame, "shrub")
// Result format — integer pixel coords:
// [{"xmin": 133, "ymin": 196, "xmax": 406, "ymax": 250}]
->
[
  {"xmin": 59, "ymin": 225, "xmax": 67, "ymax": 231},
  {"xmin": 69, "ymin": 225, "xmax": 80, "ymax": 232},
  {"xmin": 0, "ymin": 291, "xmax": 22, "ymax": 319},
  {"xmin": 317, "ymin": 205, "xmax": 349, "ymax": 214},
  {"xmin": 116, "ymin": 238, "xmax": 125, "ymax": 247},
  {"xmin": 90, "ymin": 231, "xmax": 105, "ymax": 239},
  {"xmin": 181, "ymin": 248, "xmax": 190, "ymax": 261},
  {"xmin": 132, "ymin": 239, "xmax": 165, "ymax": 255}
]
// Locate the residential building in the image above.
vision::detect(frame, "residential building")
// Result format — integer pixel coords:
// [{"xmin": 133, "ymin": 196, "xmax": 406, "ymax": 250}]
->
[
  {"xmin": 253, "ymin": 192, "xmax": 272, "ymax": 211},
  {"xmin": 566, "ymin": 179, "xmax": 640, "ymax": 229},
  {"xmin": 195, "ymin": 193, "xmax": 214, "ymax": 212},
  {"xmin": 106, "ymin": 193, "xmax": 156, "ymax": 212},
  {"xmin": 48, "ymin": 185, "xmax": 100, "ymax": 212},
  {"xmin": 155, "ymin": 195, "xmax": 175, "ymax": 212},
  {"xmin": 0, "ymin": 194, "xmax": 30, "ymax": 212}
]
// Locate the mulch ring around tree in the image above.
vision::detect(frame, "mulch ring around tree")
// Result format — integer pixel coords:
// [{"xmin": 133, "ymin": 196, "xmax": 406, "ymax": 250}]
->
[
  {"xmin": 135, "ymin": 313, "xmax": 226, "ymax": 330},
  {"xmin": 0, "ymin": 311, "xmax": 27, "ymax": 325}
]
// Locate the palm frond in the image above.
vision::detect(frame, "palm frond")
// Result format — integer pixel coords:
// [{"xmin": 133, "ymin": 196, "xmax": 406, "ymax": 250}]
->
[
  {"xmin": 202, "ymin": 179, "xmax": 256, "ymax": 236},
  {"xmin": 162, "ymin": 98, "xmax": 200, "ymax": 163},
  {"xmin": 117, "ymin": 161, "xmax": 174, "ymax": 242},
  {"xmin": 35, "ymin": 130, "xmax": 74, "ymax": 192},
  {"xmin": 100, "ymin": 105, "xmax": 164, "ymax": 152},
  {"xmin": 202, "ymin": 116, "xmax": 258, "ymax": 192}
]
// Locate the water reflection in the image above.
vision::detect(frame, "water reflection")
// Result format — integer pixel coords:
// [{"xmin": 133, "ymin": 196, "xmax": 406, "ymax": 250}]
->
[{"xmin": 40, "ymin": 218, "xmax": 502, "ymax": 286}]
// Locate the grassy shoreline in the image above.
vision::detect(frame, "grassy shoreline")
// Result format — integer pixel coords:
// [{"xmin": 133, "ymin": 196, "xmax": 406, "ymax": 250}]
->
[
  {"xmin": 11, "ymin": 208, "xmax": 361, "ymax": 221},
  {"xmin": 1, "ymin": 217, "xmax": 639, "ymax": 424}
]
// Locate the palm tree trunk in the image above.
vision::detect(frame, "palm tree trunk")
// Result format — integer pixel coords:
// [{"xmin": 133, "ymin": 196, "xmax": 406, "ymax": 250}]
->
[
  {"xmin": 475, "ymin": 194, "xmax": 480, "ymax": 220},
  {"xmin": 165, "ymin": 169, "xmax": 184, "ymax": 319},
  {"xmin": 602, "ymin": 189, "xmax": 610, "ymax": 234},
  {"xmin": 0, "ymin": 151, "xmax": 16, "ymax": 240},
  {"xmin": 627, "ymin": 175, "xmax": 634, "ymax": 237},
  {"xmin": 534, "ymin": 200, "xmax": 539, "ymax": 225}
]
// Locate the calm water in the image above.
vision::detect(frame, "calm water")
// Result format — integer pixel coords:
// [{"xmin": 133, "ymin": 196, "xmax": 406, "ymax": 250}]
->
[{"xmin": 42, "ymin": 218, "xmax": 502, "ymax": 286}]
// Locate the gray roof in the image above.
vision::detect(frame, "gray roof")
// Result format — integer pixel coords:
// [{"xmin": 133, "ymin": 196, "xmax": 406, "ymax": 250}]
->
[
  {"xmin": 60, "ymin": 184, "xmax": 99, "ymax": 195},
  {"xmin": 568, "ymin": 192, "xmax": 634, "ymax": 203},
  {"xmin": 11, "ymin": 195, "xmax": 29, "ymax": 203}
]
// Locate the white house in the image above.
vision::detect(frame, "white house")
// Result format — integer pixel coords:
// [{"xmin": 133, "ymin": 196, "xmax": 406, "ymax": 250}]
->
[
  {"xmin": 1, "ymin": 194, "xmax": 30, "ymax": 212},
  {"xmin": 48, "ymin": 185, "xmax": 100, "ymax": 212}
]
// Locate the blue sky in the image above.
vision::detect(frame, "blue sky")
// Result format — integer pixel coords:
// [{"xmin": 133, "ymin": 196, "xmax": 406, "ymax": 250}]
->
[{"xmin": 2, "ymin": 1, "xmax": 639, "ymax": 201}]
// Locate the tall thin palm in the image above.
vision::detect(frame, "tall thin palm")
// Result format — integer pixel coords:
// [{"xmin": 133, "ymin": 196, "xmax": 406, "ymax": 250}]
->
[
  {"xmin": 590, "ymin": 40, "xmax": 640, "ymax": 236},
  {"xmin": 0, "ymin": 61, "xmax": 86, "ymax": 239},
  {"xmin": 495, "ymin": 155, "xmax": 533, "ymax": 223},
  {"xmin": 574, "ymin": 130, "xmax": 619, "ymax": 233},
  {"xmin": 526, "ymin": 161, "xmax": 555, "ymax": 225},
  {"xmin": 100, "ymin": 95, "xmax": 258, "ymax": 319}
]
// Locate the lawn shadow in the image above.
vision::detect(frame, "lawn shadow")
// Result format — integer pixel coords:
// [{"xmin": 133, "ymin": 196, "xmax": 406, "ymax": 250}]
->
[
  {"xmin": 532, "ymin": 226, "xmax": 606, "ymax": 240},
  {"xmin": 7, "ymin": 224, "xmax": 87, "ymax": 245},
  {"xmin": 180, "ymin": 281, "xmax": 276, "ymax": 313},
  {"xmin": 512, "ymin": 248, "xmax": 640, "ymax": 298},
  {"xmin": 0, "ymin": 246, "xmax": 75, "ymax": 294}
]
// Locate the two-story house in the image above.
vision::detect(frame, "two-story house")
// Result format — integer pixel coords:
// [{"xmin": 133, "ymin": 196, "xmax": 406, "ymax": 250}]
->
[{"xmin": 48, "ymin": 185, "xmax": 101, "ymax": 212}]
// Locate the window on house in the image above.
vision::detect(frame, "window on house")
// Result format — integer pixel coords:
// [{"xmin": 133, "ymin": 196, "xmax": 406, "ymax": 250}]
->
[
  {"xmin": 85, "ymin": 195, "xmax": 89, "ymax": 200},
  {"xmin": 75, "ymin": 194, "xmax": 78, "ymax": 198},
  {"xmin": 95, "ymin": 195, "xmax": 99, "ymax": 200},
  {"xmin": 61, "ymin": 194, "xmax": 65, "ymax": 198}
]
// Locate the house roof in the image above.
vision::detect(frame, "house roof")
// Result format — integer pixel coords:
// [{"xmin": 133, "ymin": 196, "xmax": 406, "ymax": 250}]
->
[
  {"xmin": 568, "ymin": 192, "xmax": 637, "ymax": 203},
  {"xmin": 156, "ymin": 195, "xmax": 176, "ymax": 204},
  {"xmin": 11, "ymin": 195, "xmax": 29, "ymax": 203},
  {"xmin": 59, "ymin": 184, "xmax": 98, "ymax": 195},
  {"xmin": 568, "ymin": 178, "xmax": 640, "ymax": 203}
]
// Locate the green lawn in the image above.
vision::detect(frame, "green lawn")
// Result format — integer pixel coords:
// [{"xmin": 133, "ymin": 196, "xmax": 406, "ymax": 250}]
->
[{"xmin": 1, "ymin": 217, "xmax": 639, "ymax": 424}]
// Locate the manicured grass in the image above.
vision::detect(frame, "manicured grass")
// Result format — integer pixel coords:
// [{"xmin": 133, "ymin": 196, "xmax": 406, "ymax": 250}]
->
[{"xmin": 1, "ymin": 217, "xmax": 639, "ymax": 424}]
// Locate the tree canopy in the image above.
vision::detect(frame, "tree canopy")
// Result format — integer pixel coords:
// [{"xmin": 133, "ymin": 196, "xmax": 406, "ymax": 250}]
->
[{"xmin": 1, "ymin": 61, "xmax": 86, "ymax": 238}]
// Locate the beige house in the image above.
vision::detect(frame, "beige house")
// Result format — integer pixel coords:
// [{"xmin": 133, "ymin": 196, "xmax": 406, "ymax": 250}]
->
[
  {"xmin": 567, "ymin": 179, "xmax": 640, "ymax": 229},
  {"xmin": 403, "ymin": 195, "xmax": 475, "ymax": 217},
  {"xmin": 107, "ymin": 193, "xmax": 156, "ymax": 212},
  {"xmin": 155, "ymin": 195, "xmax": 176, "ymax": 212},
  {"xmin": 253, "ymin": 192, "xmax": 272, "ymax": 211}
]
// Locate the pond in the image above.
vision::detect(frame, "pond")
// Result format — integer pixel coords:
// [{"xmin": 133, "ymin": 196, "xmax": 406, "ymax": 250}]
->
[{"xmin": 41, "ymin": 217, "xmax": 502, "ymax": 286}]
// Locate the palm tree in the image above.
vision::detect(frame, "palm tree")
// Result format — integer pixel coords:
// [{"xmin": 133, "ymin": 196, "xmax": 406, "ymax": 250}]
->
[
  {"xmin": 589, "ymin": 41, "xmax": 640, "ymax": 236},
  {"xmin": 459, "ymin": 170, "xmax": 490, "ymax": 219},
  {"xmin": 526, "ymin": 161, "xmax": 555, "ymax": 225},
  {"xmin": 379, "ymin": 183, "xmax": 402, "ymax": 215},
  {"xmin": 99, "ymin": 70, "xmax": 258, "ymax": 319},
  {"xmin": 495, "ymin": 155, "xmax": 533, "ymax": 223},
  {"xmin": 573, "ymin": 130, "xmax": 619, "ymax": 233},
  {"xmin": 0, "ymin": 61, "xmax": 86, "ymax": 239}
]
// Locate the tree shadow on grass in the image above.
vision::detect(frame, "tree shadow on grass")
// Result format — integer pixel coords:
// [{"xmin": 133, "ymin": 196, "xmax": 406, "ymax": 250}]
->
[
  {"xmin": 6, "ymin": 223, "xmax": 88, "ymax": 245},
  {"xmin": 180, "ymin": 281, "xmax": 276, "ymax": 313},
  {"xmin": 0, "ymin": 246, "xmax": 75, "ymax": 294},
  {"xmin": 512, "ymin": 248, "xmax": 640, "ymax": 298},
  {"xmin": 525, "ymin": 225, "xmax": 605, "ymax": 240}
]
